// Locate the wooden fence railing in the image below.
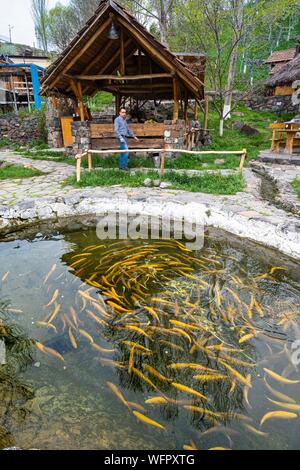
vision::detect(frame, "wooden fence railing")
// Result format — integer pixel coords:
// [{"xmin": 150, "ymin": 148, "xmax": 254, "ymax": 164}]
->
[{"xmin": 75, "ymin": 147, "xmax": 247, "ymax": 182}]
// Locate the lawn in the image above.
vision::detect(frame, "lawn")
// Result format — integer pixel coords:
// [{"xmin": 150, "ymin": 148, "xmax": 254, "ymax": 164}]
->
[
  {"xmin": 65, "ymin": 169, "xmax": 245, "ymax": 195},
  {"xmin": 0, "ymin": 164, "xmax": 43, "ymax": 180},
  {"xmin": 292, "ymin": 179, "xmax": 300, "ymax": 200},
  {"xmin": 13, "ymin": 104, "xmax": 293, "ymax": 171}
]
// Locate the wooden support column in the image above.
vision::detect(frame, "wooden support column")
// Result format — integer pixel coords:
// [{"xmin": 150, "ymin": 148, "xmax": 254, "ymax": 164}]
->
[
  {"xmin": 120, "ymin": 29, "xmax": 125, "ymax": 75},
  {"xmin": 77, "ymin": 81, "xmax": 85, "ymax": 122},
  {"xmin": 173, "ymin": 77, "xmax": 180, "ymax": 122},
  {"xmin": 204, "ymin": 95, "xmax": 209, "ymax": 130},
  {"xmin": 115, "ymin": 94, "xmax": 121, "ymax": 115},
  {"xmin": 194, "ymin": 101, "xmax": 199, "ymax": 121},
  {"xmin": 184, "ymin": 89, "xmax": 189, "ymax": 127}
]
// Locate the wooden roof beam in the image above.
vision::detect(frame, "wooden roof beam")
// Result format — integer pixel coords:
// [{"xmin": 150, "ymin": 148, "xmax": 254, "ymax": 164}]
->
[
  {"xmin": 68, "ymin": 73, "xmax": 173, "ymax": 81},
  {"xmin": 49, "ymin": 16, "xmax": 113, "ymax": 89}
]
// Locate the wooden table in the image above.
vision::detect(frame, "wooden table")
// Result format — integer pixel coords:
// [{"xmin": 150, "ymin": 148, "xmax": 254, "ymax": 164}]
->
[
  {"xmin": 284, "ymin": 123, "xmax": 300, "ymax": 155},
  {"xmin": 269, "ymin": 123, "xmax": 300, "ymax": 154}
]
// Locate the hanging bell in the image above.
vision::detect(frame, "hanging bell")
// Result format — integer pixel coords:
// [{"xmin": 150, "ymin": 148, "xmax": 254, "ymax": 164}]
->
[{"xmin": 107, "ymin": 22, "xmax": 119, "ymax": 40}]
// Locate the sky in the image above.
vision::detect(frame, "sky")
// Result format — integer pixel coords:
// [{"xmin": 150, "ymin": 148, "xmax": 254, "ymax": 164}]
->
[{"xmin": 0, "ymin": 0, "xmax": 69, "ymax": 47}]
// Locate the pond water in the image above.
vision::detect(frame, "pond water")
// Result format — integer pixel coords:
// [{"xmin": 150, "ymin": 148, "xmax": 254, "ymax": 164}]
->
[{"xmin": 0, "ymin": 227, "xmax": 300, "ymax": 450}]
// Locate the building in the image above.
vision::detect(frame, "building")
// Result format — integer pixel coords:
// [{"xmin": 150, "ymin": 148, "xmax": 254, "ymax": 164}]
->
[
  {"xmin": 40, "ymin": 0, "xmax": 207, "ymax": 151},
  {"xmin": 265, "ymin": 48, "xmax": 297, "ymax": 76},
  {"xmin": 0, "ymin": 55, "xmax": 45, "ymax": 112}
]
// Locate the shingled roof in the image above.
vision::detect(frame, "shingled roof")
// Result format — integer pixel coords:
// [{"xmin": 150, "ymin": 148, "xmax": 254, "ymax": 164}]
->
[
  {"xmin": 265, "ymin": 48, "xmax": 296, "ymax": 64},
  {"xmin": 40, "ymin": 0, "xmax": 205, "ymax": 101},
  {"xmin": 266, "ymin": 53, "xmax": 300, "ymax": 88}
]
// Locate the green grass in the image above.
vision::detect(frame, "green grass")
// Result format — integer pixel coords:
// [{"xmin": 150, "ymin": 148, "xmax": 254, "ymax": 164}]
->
[
  {"xmin": 0, "ymin": 164, "xmax": 44, "ymax": 180},
  {"xmin": 292, "ymin": 179, "xmax": 300, "ymax": 200},
  {"xmin": 207, "ymin": 105, "xmax": 294, "ymax": 161},
  {"xmin": 65, "ymin": 169, "xmax": 245, "ymax": 195}
]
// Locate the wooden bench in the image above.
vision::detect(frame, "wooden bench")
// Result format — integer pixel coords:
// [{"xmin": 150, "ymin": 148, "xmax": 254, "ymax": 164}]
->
[{"xmin": 90, "ymin": 122, "xmax": 165, "ymax": 151}]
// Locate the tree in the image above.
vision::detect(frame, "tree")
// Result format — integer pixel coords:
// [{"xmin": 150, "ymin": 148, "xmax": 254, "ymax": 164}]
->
[
  {"xmin": 46, "ymin": 4, "xmax": 76, "ymax": 52},
  {"xmin": 32, "ymin": 0, "xmax": 49, "ymax": 52},
  {"xmin": 124, "ymin": 0, "xmax": 176, "ymax": 47}
]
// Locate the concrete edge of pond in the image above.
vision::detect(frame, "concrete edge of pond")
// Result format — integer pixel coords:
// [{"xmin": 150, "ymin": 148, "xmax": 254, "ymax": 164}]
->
[{"xmin": 0, "ymin": 194, "xmax": 300, "ymax": 262}]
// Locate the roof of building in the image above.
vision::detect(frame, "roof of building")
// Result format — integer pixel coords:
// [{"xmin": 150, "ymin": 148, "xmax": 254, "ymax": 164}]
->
[
  {"xmin": 265, "ymin": 48, "xmax": 296, "ymax": 64},
  {"xmin": 266, "ymin": 53, "xmax": 300, "ymax": 87},
  {"xmin": 40, "ymin": 0, "xmax": 205, "ymax": 100}
]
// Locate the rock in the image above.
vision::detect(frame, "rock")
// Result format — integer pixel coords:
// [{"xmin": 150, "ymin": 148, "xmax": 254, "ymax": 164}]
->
[
  {"xmin": 232, "ymin": 112, "xmax": 245, "ymax": 117},
  {"xmin": 240, "ymin": 124, "xmax": 260, "ymax": 136},
  {"xmin": 232, "ymin": 121, "xmax": 244, "ymax": 130},
  {"xmin": 202, "ymin": 163, "xmax": 209, "ymax": 168},
  {"xmin": 214, "ymin": 159, "xmax": 225, "ymax": 165},
  {"xmin": 153, "ymin": 179, "xmax": 161, "ymax": 187},
  {"xmin": 143, "ymin": 178, "xmax": 152, "ymax": 187},
  {"xmin": 160, "ymin": 182, "xmax": 172, "ymax": 189}
]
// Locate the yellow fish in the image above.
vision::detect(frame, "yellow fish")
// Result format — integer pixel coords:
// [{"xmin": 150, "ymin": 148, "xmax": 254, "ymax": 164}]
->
[
  {"xmin": 124, "ymin": 325, "xmax": 152, "ymax": 340},
  {"xmin": 183, "ymin": 442, "xmax": 198, "ymax": 451},
  {"xmin": 184, "ymin": 405, "xmax": 222, "ymax": 418},
  {"xmin": 263, "ymin": 368, "xmax": 300, "ymax": 385},
  {"xmin": 68, "ymin": 327, "xmax": 77, "ymax": 349},
  {"xmin": 264, "ymin": 378, "xmax": 296, "ymax": 404},
  {"xmin": 1, "ymin": 271, "xmax": 9, "ymax": 282},
  {"xmin": 142, "ymin": 364, "xmax": 170, "ymax": 383},
  {"xmin": 260, "ymin": 411, "xmax": 297, "ymax": 427},
  {"xmin": 239, "ymin": 333, "xmax": 255, "ymax": 344},
  {"xmin": 193, "ymin": 374, "xmax": 228, "ymax": 381},
  {"xmin": 91, "ymin": 343, "xmax": 115, "ymax": 354},
  {"xmin": 242, "ymin": 423, "xmax": 268, "ymax": 437},
  {"xmin": 47, "ymin": 304, "xmax": 61, "ymax": 324},
  {"xmin": 266, "ymin": 398, "xmax": 300, "ymax": 411},
  {"xmin": 132, "ymin": 367, "xmax": 158, "ymax": 390},
  {"xmin": 171, "ymin": 382, "xmax": 207, "ymax": 400},
  {"xmin": 145, "ymin": 397, "xmax": 169, "ymax": 405},
  {"xmin": 132, "ymin": 411, "xmax": 165, "ymax": 430},
  {"xmin": 168, "ymin": 363, "xmax": 216, "ymax": 373},
  {"xmin": 122, "ymin": 341, "xmax": 151, "ymax": 353},
  {"xmin": 107, "ymin": 301, "xmax": 132, "ymax": 313},
  {"xmin": 45, "ymin": 289, "xmax": 59, "ymax": 308},
  {"xmin": 107, "ymin": 381, "xmax": 129, "ymax": 409},
  {"xmin": 43, "ymin": 264, "xmax": 56, "ymax": 284},
  {"xmin": 36, "ymin": 321, "xmax": 57, "ymax": 333},
  {"xmin": 35, "ymin": 341, "xmax": 65, "ymax": 362},
  {"xmin": 79, "ymin": 329, "xmax": 94, "ymax": 344},
  {"xmin": 219, "ymin": 360, "xmax": 252, "ymax": 387}
]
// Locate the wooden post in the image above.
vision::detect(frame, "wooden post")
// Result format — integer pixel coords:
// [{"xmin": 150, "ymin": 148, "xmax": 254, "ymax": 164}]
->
[
  {"xmin": 115, "ymin": 94, "xmax": 121, "ymax": 115},
  {"xmin": 160, "ymin": 146, "xmax": 166, "ymax": 178},
  {"xmin": 204, "ymin": 95, "xmax": 209, "ymax": 130},
  {"xmin": 194, "ymin": 101, "xmax": 199, "ymax": 121},
  {"xmin": 76, "ymin": 156, "xmax": 82, "ymax": 182},
  {"xmin": 88, "ymin": 151, "xmax": 92, "ymax": 173},
  {"xmin": 120, "ymin": 29, "xmax": 125, "ymax": 75},
  {"xmin": 173, "ymin": 78, "xmax": 179, "ymax": 122},
  {"xmin": 184, "ymin": 89, "xmax": 189, "ymax": 127},
  {"xmin": 77, "ymin": 81, "xmax": 85, "ymax": 122},
  {"xmin": 239, "ymin": 149, "xmax": 247, "ymax": 172}
]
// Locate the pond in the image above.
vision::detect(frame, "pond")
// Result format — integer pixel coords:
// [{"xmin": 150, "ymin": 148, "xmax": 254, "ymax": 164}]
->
[{"xmin": 0, "ymin": 226, "xmax": 300, "ymax": 450}]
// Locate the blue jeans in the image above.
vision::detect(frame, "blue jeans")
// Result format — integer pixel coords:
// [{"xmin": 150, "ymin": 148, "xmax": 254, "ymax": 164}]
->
[{"xmin": 117, "ymin": 137, "xmax": 129, "ymax": 169}]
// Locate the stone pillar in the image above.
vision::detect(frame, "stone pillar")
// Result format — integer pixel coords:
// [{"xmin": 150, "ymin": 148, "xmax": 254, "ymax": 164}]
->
[
  {"xmin": 163, "ymin": 120, "xmax": 186, "ymax": 158},
  {"xmin": 46, "ymin": 96, "xmax": 77, "ymax": 148},
  {"xmin": 71, "ymin": 121, "xmax": 91, "ymax": 155}
]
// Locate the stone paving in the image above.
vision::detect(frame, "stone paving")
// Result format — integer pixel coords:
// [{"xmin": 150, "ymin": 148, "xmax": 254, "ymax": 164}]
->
[{"xmin": 1, "ymin": 150, "xmax": 300, "ymax": 260}]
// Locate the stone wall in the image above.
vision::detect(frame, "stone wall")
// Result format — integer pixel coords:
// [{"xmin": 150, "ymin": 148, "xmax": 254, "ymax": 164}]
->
[
  {"xmin": 0, "ymin": 114, "xmax": 40, "ymax": 143},
  {"xmin": 71, "ymin": 121, "xmax": 91, "ymax": 155},
  {"xmin": 246, "ymin": 94, "xmax": 298, "ymax": 114}
]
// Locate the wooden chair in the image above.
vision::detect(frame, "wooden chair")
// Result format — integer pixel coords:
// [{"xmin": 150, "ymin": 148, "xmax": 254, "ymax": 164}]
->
[
  {"xmin": 268, "ymin": 123, "xmax": 286, "ymax": 152},
  {"xmin": 285, "ymin": 123, "xmax": 300, "ymax": 154}
]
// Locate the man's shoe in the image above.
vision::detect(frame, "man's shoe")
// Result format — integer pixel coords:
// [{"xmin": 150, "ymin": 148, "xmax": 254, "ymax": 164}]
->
[{"xmin": 119, "ymin": 167, "xmax": 129, "ymax": 171}]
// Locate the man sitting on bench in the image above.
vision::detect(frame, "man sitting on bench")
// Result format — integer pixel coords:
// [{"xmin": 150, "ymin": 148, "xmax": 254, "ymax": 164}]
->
[{"xmin": 114, "ymin": 108, "xmax": 140, "ymax": 171}]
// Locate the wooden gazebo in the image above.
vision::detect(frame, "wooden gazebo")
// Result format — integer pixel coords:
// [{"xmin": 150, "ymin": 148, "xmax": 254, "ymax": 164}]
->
[{"xmin": 41, "ymin": 0, "xmax": 206, "ymax": 151}]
